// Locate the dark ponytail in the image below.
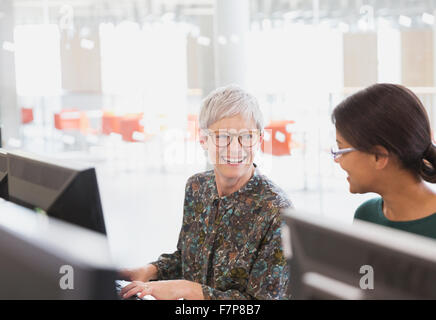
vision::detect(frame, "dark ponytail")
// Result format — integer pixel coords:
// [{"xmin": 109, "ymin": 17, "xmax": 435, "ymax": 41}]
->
[
  {"xmin": 332, "ymin": 83, "xmax": 436, "ymax": 183},
  {"xmin": 421, "ymin": 143, "xmax": 436, "ymax": 183}
]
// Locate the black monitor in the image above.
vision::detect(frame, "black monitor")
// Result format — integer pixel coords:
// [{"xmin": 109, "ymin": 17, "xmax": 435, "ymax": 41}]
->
[
  {"xmin": 0, "ymin": 200, "xmax": 118, "ymax": 299},
  {"xmin": 6, "ymin": 150, "xmax": 106, "ymax": 235},
  {"xmin": 0, "ymin": 149, "xmax": 8, "ymax": 200},
  {"xmin": 281, "ymin": 209, "xmax": 436, "ymax": 299}
]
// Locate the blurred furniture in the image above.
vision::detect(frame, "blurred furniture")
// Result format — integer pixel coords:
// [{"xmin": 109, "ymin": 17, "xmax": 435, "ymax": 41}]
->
[
  {"xmin": 119, "ymin": 113, "xmax": 144, "ymax": 142},
  {"xmin": 102, "ymin": 111, "xmax": 155, "ymax": 142},
  {"xmin": 54, "ymin": 109, "xmax": 82, "ymax": 131},
  {"xmin": 261, "ymin": 120, "xmax": 295, "ymax": 156},
  {"xmin": 21, "ymin": 108, "xmax": 34, "ymax": 124},
  {"xmin": 102, "ymin": 111, "xmax": 121, "ymax": 135},
  {"xmin": 54, "ymin": 109, "xmax": 98, "ymax": 135}
]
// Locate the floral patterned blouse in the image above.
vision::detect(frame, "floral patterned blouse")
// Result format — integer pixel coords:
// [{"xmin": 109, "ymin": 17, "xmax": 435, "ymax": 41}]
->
[{"xmin": 150, "ymin": 166, "xmax": 292, "ymax": 300}]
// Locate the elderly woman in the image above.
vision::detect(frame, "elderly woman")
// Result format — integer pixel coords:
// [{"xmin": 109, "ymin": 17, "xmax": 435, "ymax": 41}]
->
[{"xmin": 120, "ymin": 85, "xmax": 292, "ymax": 300}]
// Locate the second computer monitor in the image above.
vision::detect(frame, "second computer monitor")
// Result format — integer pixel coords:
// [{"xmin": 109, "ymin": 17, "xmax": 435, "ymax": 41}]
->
[{"xmin": 281, "ymin": 209, "xmax": 436, "ymax": 300}]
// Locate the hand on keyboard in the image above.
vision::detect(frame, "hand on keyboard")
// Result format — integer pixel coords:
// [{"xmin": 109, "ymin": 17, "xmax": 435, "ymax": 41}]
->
[{"xmin": 115, "ymin": 280, "xmax": 157, "ymax": 300}]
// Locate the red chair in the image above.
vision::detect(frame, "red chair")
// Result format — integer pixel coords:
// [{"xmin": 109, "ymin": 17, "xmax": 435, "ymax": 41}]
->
[
  {"xmin": 261, "ymin": 120, "xmax": 295, "ymax": 156},
  {"xmin": 21, "ymin": 108, "xmax": 34, "ymax": 124},
  {"xmin": 119, "ymin": 113, "xmax": 144, "ymax": 142},
  {"xmin": 54, "ymin": 109, "xmax": 93, "ymax": 135},
  {"xmin": 54, "ymin": 109, "xmax": 82, "ymax": 131},
  {"xmin": 102, "ymin": 112, "xmax": 121, "ymax": 135}
]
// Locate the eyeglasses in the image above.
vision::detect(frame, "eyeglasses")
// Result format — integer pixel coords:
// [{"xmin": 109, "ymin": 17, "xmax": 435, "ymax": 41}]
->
[
  {"xmin": 330, "ymin": 147, "xmax": 356, "ymax": 160},
  {"xmin": 205, "ymin": 130, "xmax": 261, "ymax": 147}
]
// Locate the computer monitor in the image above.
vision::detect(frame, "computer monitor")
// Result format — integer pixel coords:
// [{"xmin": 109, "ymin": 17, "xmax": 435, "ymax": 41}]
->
[
  {"xmin": 281, "ymin": 209, "xmax": 436, "ymax": 299},
  {"xmin": 0, "ymin": 199, "xmax": 118, "ymax": 299},
  {"xmin": 0, "ymin": 149, "xmax": 8, "ymax": 200},
  {"xmin": 6, "ymin": 150, "xmax": 106, "ymax": 235}
]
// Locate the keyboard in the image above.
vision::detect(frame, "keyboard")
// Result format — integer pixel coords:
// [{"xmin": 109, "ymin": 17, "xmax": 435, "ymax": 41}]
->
[{"xmin": 115, "ymin": 280, "xmax": 156, "ymax": 300}]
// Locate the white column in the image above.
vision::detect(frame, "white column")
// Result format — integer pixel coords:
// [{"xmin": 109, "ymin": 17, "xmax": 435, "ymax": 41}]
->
[
  {"xmin": 0, "ymin": 0, "xmax": 20, "ymax": 144},
  {"xmin": 214, "ymin": 0, "xmax": 250, "ymax": 88},
  {"xmin": 198, "ymin": 14, "xmax": 216, "ymax": 96}
]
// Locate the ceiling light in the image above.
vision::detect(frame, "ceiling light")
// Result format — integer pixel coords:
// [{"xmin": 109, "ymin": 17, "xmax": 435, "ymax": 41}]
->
[
  {"xmin": 197, "ymin": 36, "xmax": 211, "ymax": 47},
  {"xmin": 217, "ymin": 36, "xmax": 227, "ymax": 45},
  {"xmin": 2, "ymin": 41, "xmax": 15, "ymax": 52},
  {"xmin": 398, "ymin": 15, "xmax": 412, "ymax": 27},
  {"xmin": 422, "ymin": 12, "xmax": 434, "ymax": 25}
]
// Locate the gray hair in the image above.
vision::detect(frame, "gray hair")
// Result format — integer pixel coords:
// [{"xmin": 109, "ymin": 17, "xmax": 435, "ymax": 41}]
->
[{"xmin": 199, "ymin": 85, "xmax": 264, "ymax": 130}]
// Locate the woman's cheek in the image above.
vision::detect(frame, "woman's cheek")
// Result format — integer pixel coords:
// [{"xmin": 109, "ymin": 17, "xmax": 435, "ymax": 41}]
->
[{"xmin": 208, "ymin": 147, "xmax": 219, "ymax": 165}]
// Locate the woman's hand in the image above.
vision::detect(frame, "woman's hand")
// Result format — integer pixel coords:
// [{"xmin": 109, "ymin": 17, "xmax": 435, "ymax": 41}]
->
[
  {"xmin": 118, "ymin": 264, "xmax": 158, "ymax": 283},
  {"xmin": 120, "ymin": 280, "xmax": 204, "ymax": 300}
]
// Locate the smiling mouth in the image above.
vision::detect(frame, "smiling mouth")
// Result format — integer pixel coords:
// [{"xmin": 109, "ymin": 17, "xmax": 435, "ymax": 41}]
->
[{"xmin": 222, "ymin": 157, "xmax": 247, "ymax": 164}]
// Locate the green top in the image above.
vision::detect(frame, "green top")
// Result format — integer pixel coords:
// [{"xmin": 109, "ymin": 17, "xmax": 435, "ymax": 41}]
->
[{"xmin": 354, "ymin": 197, "xmax": 436, "ymax": 240}]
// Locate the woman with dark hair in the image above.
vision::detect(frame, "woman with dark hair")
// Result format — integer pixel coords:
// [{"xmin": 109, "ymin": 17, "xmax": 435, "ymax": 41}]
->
[{"xmin": 332, "ymin": 83, "xmax": 436, "ymax": 239}]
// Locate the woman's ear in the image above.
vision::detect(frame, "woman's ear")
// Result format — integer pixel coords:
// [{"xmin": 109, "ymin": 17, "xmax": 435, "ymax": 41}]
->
[
  {"xmin": 372, "ymin": 145, "xmax": 390, "ymax": 170},
  {"xmin": 199, "ymin": 131, "xmax": 208, "ymax": 151},
  {"xmin": 259, "ymin": 132, "xmax": 264, "ymax": 145}
]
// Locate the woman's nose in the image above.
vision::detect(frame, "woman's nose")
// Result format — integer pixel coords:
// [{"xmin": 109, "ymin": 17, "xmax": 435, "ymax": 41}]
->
[
  {"xmin": 229, "ymin": 135, "xmax": 241, "ymax": 149},
  {"xmin": 223, "ymin": 137, "xmax": 242, "ymax": 157}
]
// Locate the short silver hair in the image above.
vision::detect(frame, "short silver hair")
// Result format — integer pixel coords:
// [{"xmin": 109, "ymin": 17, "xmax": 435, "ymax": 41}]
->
[{"xmin": 199, "ymin": 85, "xmax": 264, "ymax": 130}]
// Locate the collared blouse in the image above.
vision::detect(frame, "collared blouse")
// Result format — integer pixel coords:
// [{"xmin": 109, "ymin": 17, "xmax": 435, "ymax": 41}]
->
[{"xmin": 150, "ymin": 166, "xmax": 292, "ymax": 299}]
